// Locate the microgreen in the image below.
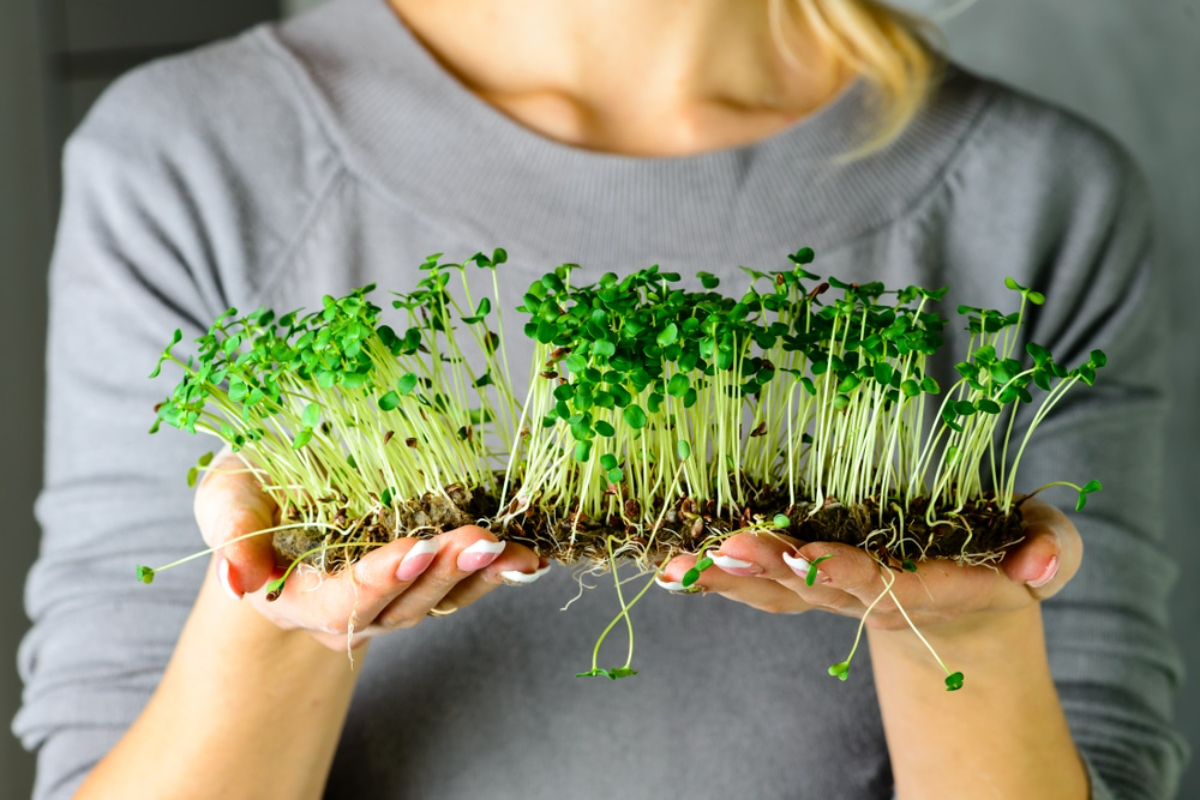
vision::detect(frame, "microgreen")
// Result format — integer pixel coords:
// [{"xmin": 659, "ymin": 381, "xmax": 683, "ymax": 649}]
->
[
  {"xmin": 806, "ymin": 554, "xmax": 834, "ymax": 587},
  {"xmin": 144, "ymin": 248, "xmax": 1106, "ymax": 691},
  {"xmin": 681, "ymin": 556, "xmax": 714, "ymax": 588},
  {"xmin": 148, "ymin": 264, "xmax": 522, "ymax": 565}
]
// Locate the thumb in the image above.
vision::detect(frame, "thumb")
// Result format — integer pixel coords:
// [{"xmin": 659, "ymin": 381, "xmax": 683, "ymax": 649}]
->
[
  {"xmin": 194, "ymin": 448, "xmax": 279, "ymax": 594},
  {"xmin": 1001, "ymin": 497, "xmax": 1082, "ymax": 601}
]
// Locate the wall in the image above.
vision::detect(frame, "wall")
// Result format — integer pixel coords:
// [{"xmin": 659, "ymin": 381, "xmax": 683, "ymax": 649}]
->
[{"xmin": 0, "ymin": 1, "xmax": 53, "ymax": 796}]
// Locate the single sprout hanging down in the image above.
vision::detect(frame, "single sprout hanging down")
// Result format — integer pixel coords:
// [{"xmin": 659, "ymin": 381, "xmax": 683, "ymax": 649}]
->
[{"xmin": 142, "ymin": 248, "xmax": 1105, "ymax": 689}]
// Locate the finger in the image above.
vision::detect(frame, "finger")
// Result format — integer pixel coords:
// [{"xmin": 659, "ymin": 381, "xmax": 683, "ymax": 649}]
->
[
  {"xmin": 373, "ymin": 526, "xmax": 510, "ymax": 627},
  {"xmin": 439, "ymin": 546, "xmax": 546, "ymax": 611},
  {"xmin": 709, "ymin": 531, "xmax": 856, "ymax": 611},
  {"xmin": 194, "ymin": 448, "xmax": 278, "ymax": 594},
  {"xmin": 1003, "ymin": 497, "xmax": 1083, "ymax": 600},
  {"xmin": 791, "ymin": 542, "xmax": 886, "ymax": 603},
  {"xmin": 658, "ymin": 547, "xmax": 814, "ymax": 614},
  {"xmin": 245, "ymin": 535, "xmax": 441, "ymax": 636}
]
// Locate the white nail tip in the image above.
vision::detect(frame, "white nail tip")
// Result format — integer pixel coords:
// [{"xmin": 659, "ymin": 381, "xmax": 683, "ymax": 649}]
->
[
  {"xmin": 217, "ymin": 558, "xmax": 241, "ymax": 601},
  {"xmin": 654, "ymin": 575, "xmax": 687, "ymax": 592},
  {"xmin": 406, "ymin": 539, "xmax": 441, "ymax": 558},
  {"xmin": 782, "ymin": 552, "xmax": 812, "ymax": 573},
  {"xmin": 500, "ymin": 565, "xmax": 552, "ymax": 584},
  {"xmin": 462, "ymin": 540, "xmax": 506, "ymax": 556},
  {"xmin": 707, "ymin": 551, "xmax": 754, "ymax": 570}
]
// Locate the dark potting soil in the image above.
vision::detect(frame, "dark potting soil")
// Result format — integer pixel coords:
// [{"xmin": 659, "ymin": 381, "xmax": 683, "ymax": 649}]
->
[{"xmin": 272, "ymin": 482, "xmax": 1026, "ymax": 574}]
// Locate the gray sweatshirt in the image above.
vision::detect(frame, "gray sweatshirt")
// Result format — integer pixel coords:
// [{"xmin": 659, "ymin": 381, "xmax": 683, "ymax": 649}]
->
[{"xmin": 13, "ymin": 0, "xmax": 1187, "ymax": 797}]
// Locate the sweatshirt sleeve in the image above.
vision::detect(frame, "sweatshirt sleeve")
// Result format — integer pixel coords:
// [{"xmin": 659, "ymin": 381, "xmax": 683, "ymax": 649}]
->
[
  {"xmin": 1034, "ymin": 181, "xmax": 1189, "ymax": 800},
  {"xmin": 969, "ymin": 108, "xmax": 1188, "ymax": 798},
  {"xmin": 10, "ymin": 35, "xmax": 327, "ymax": 798}
]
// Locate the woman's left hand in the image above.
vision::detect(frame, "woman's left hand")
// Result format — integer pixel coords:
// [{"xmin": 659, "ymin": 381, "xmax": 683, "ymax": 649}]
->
[{"xmin": 657, "ymin": 496, "xmax": 1081, "ymax": 637}]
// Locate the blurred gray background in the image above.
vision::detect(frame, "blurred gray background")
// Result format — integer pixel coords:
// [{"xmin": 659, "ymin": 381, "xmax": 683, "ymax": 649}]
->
[{"xmin": 1, "ymin": 0, "xmax": 1196, "ymax": 797}]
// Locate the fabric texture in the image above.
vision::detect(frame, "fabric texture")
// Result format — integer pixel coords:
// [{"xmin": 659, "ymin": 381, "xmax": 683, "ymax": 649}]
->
[{"xmin": 13, "ymin": 0, "xmax": 1187, "ymax": 797}]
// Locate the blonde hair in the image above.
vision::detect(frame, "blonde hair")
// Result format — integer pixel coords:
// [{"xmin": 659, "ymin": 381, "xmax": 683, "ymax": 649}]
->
[{"xmin": 770, "ymin": 0, "xmax": 944, "ymax": 157}]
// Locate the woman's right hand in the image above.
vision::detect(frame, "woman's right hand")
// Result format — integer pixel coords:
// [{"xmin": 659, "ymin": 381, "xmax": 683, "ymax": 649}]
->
[{"xmin": 194, "ymin": 450, "xmax": 546, "ymax": 650}]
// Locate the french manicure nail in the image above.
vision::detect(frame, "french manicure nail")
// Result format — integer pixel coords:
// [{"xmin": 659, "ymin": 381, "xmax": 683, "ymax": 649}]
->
[
  {"xmin": 782, "ymin": 551, "xmax": 812, "ymax": 577},
  {"xmin": 655, "ymin": 574, "xmax": 687, "ymax": 591},
  {"xmin": 654, "ymin": 574, "xmax": 702, "ymax": 594},
  {"xmin": 457, "ymin": 540, "xmax": 506, "ymax": 572},
  {"xmin": 1027, "ymin": 555, "xmax": 1059, "ymax": 589},
  {"xmin": 396, "ymin": 539, "xmax": 440, "ymax": 582},
  {"xmin": 708, "ymin": 550, "xmax": 763, "ymax": 577},
  {"xmin": 500, "ymin": 564, "xmax": 552, "ymax": 585},
  {"xmin": 217, "ymin": 556, "xmax": 243, "ymax": 601}
]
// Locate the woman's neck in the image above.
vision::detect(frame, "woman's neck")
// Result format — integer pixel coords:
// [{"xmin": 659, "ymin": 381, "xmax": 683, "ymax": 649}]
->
[{"xmin": 387, "ymin": 0, "xmax": 850, "ymax": 155}]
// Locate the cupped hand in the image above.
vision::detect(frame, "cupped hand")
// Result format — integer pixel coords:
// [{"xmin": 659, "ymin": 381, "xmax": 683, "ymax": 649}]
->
[
  {"xmin": 657, "ymin": 497, "xmax": 1080, "ymax": 638},
  {"xmin": 194, "ymin": 449, "xmax": 547, "ymax": 650}
]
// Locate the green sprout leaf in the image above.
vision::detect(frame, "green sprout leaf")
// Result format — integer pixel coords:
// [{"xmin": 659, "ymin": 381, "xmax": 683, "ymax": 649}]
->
[
  {"xmin": 576, "ymin": 668, "xmax": 612, "ymax": 679},
  {"xmin": 790, "ymin": 247, "xmax": 815, "ymax": 265},
  {"xmin": 676, "ymin": 439, "xmax": 692, "ymax": 461},
  {"xmin": 682, "ymin": 556, "xmax": 714, "ymax": 588},
  {"xmin": 186, "ymin": 466, "xmax": 199, "ymax": 488},
  {"xmin": 828, "ymin": 661, "xmax": 850, "ymax": 681},
  {"xmin": 397, "ymin": 373, "xmax": 419, "ymax": 395},
  {"xmin": 773, "ymin": 513, "xmax": 791, "ymax": 528},
  {"xmin": 945, "ymin": 671, "xmax": 965, "ymax": 691},
  {"xmin": 656, "ymin": 323, "xmax": 679, "ymax": 347},
  {"xmin": 667, "ymin": 373, "xmax": 690, "ymax": 398},
  {"xmin": 136, "ymin": 565, "xmax": 155, "ymax": 584},
  {"xmin": 1076, "ymin": 479, "xmax": 1103, "ymax": 511},
  {"xmin": 600, "ymin": 453, "xmax": 618, "ymax": 471},
  {"xmin": 378, "ymin": 391, "xmax": 400, "ymax": 411},
  {"xmin": 301, "ymin": 403, "xmax": 321, "ymax": 429},
  {"xmin": 697, "ymin": 272, "xmax": 720, "ymax": 289},
  {"xmin": 197, "ymin": 451, "xmax": 214, "ymax": 468},
  {"xmin": 292, "ymin": 429, "xmax": 313, "ymax": 450},
  {"xmin": 806, "ymin": 554, "xmax": 834, "ymax": 587},
  {"xmin": 595, "ymin": 420, "xmax": 615, "ymax": 437},
  {"xmin": 623, "ymin": 404, "xmax": 647, "ymax": 430},
  {"xmin": 607, "ymin": 468, "xmax": 624, "ymax": 483}
]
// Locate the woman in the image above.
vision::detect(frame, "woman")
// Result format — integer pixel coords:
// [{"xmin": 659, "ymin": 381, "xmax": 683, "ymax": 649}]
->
[{"xmin": 15, "ymin": 0, "xmax": 1185, "ymax": 797}]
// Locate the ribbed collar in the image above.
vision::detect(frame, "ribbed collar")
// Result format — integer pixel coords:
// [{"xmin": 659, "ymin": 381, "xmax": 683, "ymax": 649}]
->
[{"xmin": 265, "ymin": 0, "xmax": 994, "ymax": 262}]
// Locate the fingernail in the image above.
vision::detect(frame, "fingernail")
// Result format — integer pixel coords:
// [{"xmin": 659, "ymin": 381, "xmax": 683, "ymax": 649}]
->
[
  {"xmin": 457, "ymin": 540, "xmax": 506, "ymax": 572},
  {"xmin": 1027, "ymin": 555, "xmax": 1059, "ymax": 589},
  {"xmin": 216, "ymin": 556, "xmax": 243, "ymax": 601},
  {"xmin": 708, "ymin": 550, "xmax": 763, "ymax": 577},
  {"xmin": 655, "ymin": 574, "xmax": 686, "ymax": 592},
  {"xmin": 782, "ymin": 551, "xmax": 812, "ymax": 577},
  {"xmin": 654, "ymin": 574, "xmax": 703, "ymax": 594},
  {"xmin": 500, "ymin": 564, "xmax": 552, "ymax": 585},
  {"xmin": 396, "ymin": 539, "xmax": 440, "ymax": 582}
]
